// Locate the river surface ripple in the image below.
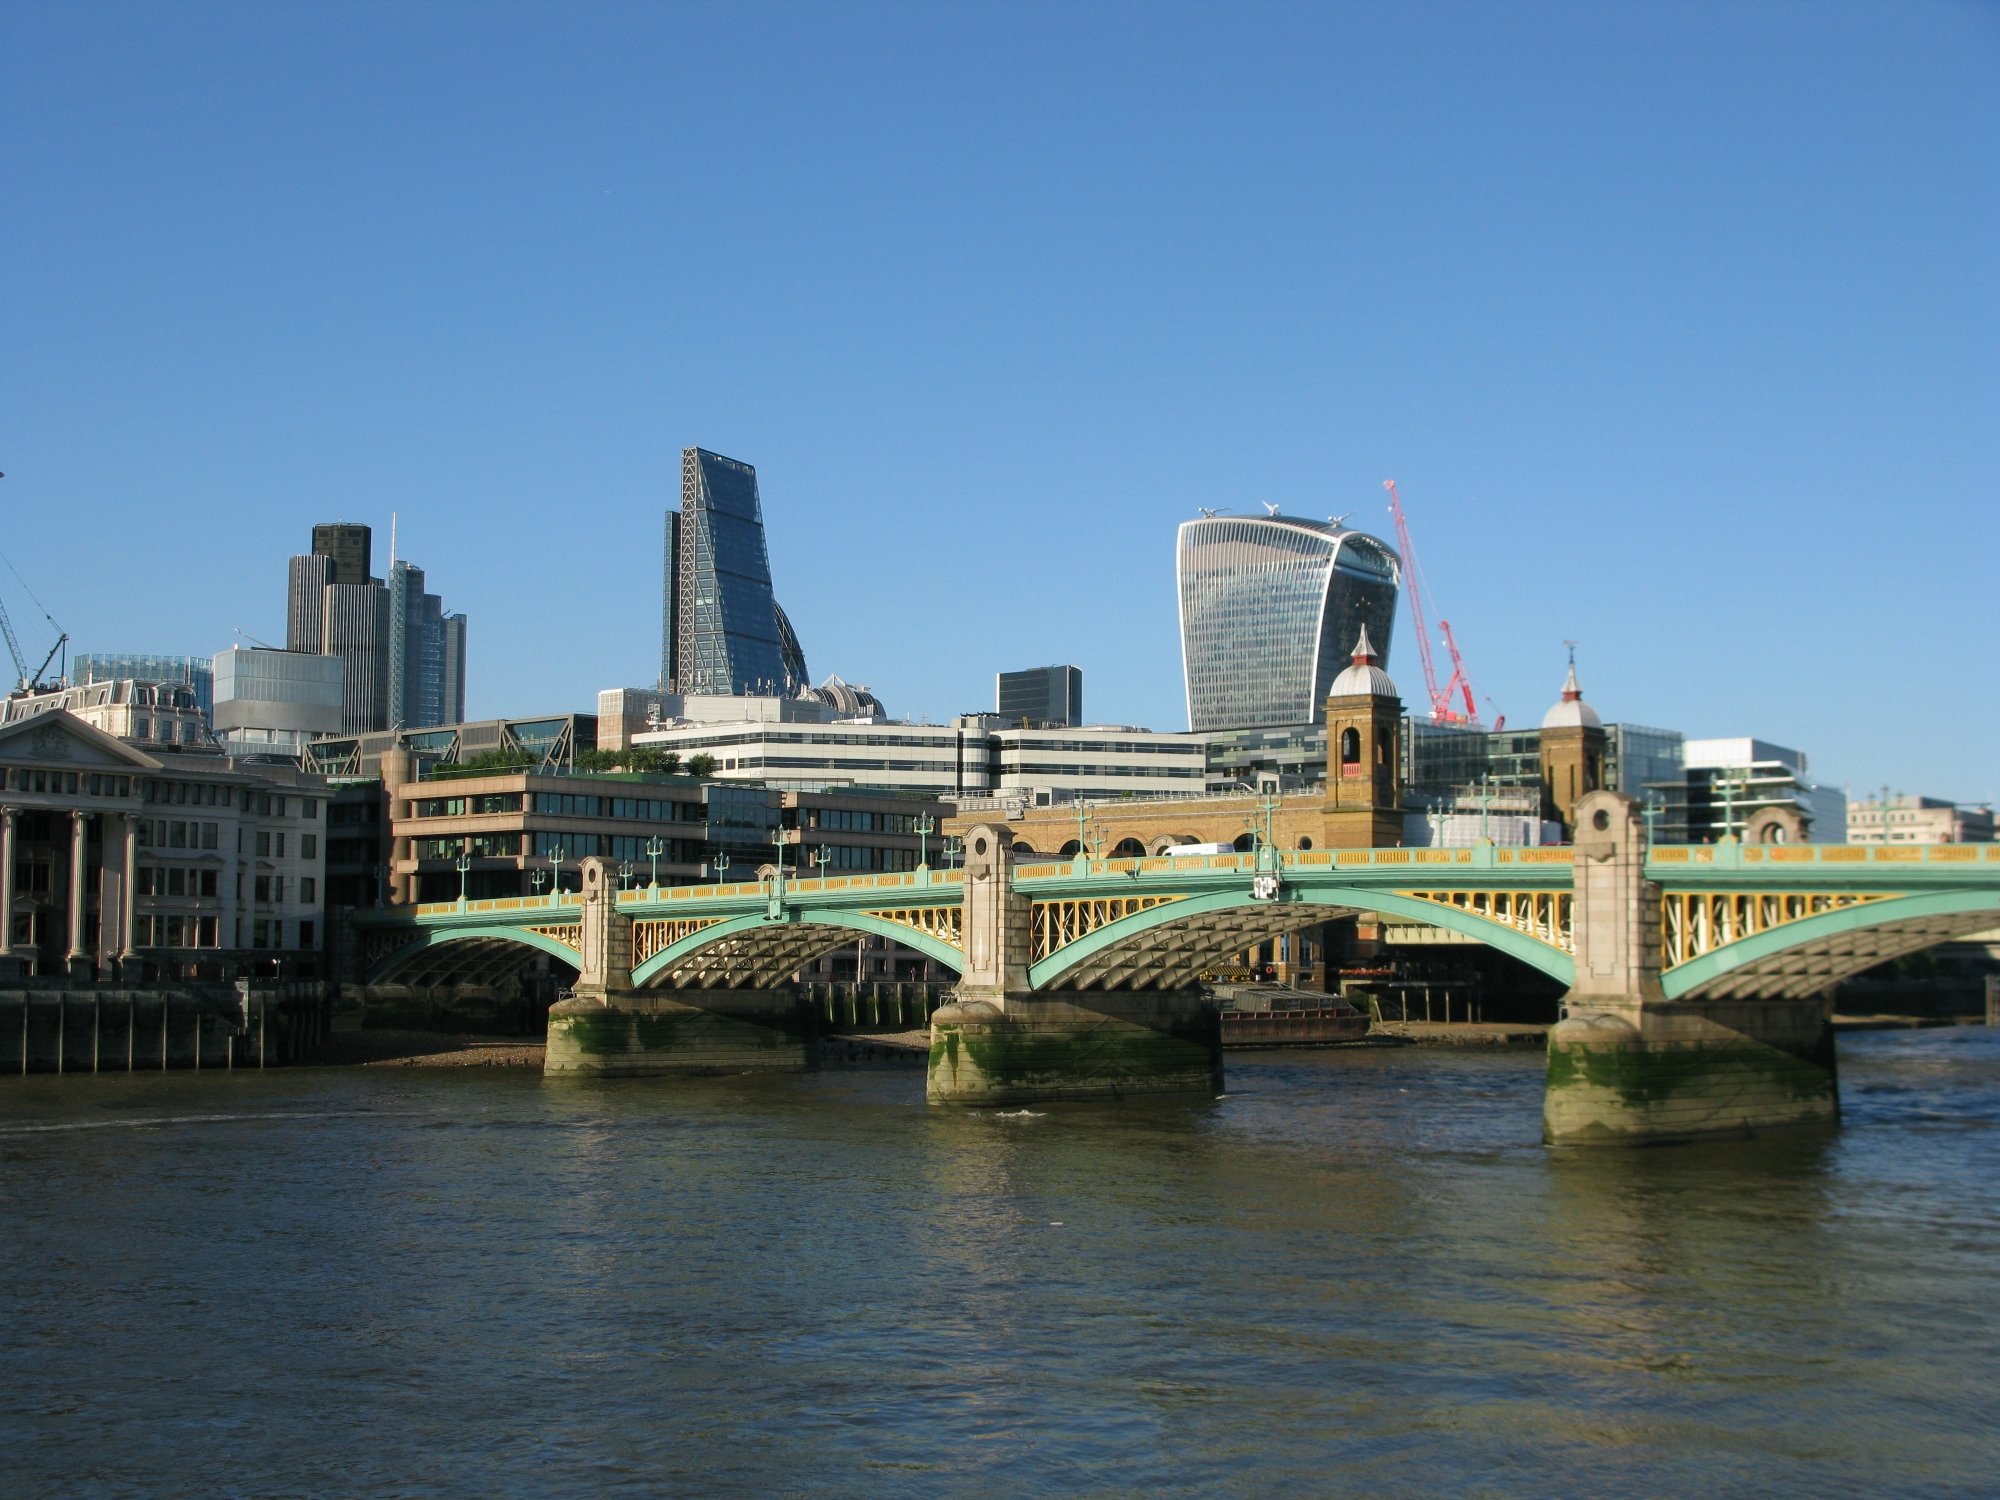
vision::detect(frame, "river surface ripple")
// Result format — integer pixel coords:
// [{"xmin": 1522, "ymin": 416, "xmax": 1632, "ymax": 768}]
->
[{"xmin": 2, "ymin": 1028, "xmax": 1996, "ymax": 1498}]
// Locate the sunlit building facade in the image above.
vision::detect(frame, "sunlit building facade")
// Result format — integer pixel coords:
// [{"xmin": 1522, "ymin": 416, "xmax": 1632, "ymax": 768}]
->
[{"xmin": 1177, "ymin": 512, "xmax": 1401, "ymax": 732}]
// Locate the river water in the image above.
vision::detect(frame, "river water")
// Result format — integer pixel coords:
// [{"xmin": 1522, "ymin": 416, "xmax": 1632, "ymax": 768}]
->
[{"xmin": 2, "ymin": 1028, "xmax": 1996, "ymax": 1498}]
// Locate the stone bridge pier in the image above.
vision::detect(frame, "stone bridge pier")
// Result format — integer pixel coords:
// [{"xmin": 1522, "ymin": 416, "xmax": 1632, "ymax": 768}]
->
[
  {"xmin": 544, "ymin": 857, "xmax": 812, "ymax": 1076},
  {"xmin": 1543, "ymin": 791, "xmax": 1838, "ymax": 1145},
  {"xmin": 925, "ymin": 825, "xmax": 1223, "ymax": 1105}
]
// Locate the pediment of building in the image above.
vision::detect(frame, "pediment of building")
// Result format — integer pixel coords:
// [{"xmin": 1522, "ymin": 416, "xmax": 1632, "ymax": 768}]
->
[{"xmin": 0, "ymin": 710, "xmax": 162, "ymax": 770}]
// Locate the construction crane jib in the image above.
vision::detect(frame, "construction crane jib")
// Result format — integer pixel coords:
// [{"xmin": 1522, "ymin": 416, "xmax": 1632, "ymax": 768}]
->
[{"xmin": 1382, "ymin": 480, "xmax": 1498, "ymax": 730}]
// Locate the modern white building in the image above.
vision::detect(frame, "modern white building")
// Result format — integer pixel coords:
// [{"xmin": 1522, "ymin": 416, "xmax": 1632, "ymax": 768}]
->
[
  {"xmin": 614, "ymin": 693, "xmax": 1208, "ymax": 805},
  {"xmin": 212, "ymin": 646, "xmax": 344, "ymax": 758},
  {"xmin": 1671, "ymin": 738, "xmax": 1848, "ymax": 843}
]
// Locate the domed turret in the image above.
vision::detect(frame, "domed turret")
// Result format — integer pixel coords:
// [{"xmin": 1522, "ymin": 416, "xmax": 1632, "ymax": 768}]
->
[
  {"xmin": 1540, "ymin": 657, "xmax": 1602, "ymax": 730},
  {"xmin": 1329, "ymin": 626, "xmax": 1399, "ymax": 699}
]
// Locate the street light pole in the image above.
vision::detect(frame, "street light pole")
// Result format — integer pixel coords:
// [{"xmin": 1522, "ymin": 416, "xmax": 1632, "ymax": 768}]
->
[
  {"xmin": 645, "ymin": 834, "xmax": 665, "ymax": 889},
  {"xmin": 455, "ymin": 852, "xmax": 471, "ymax": 905}
]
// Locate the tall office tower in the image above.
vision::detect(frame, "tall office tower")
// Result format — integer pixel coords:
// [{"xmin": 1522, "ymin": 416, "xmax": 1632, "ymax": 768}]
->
[
  {"xmin": 1177, "ymin": 510, "xmax": 1401, "ymax": 732},
  {"xmin": 286, "ymin": 555, "xmax": 333, "ymax": 653},
  {"xmin": 386, "ymin": 560, "xmax": 468, "ymax": 729},
  {"xmin": 997, "ymin": 664, "xmax": 1083, "ymax": 727},
  {"xmin": 660, "ymin": 448, "xmax": 809, "ymax": 696},
  {"xmin": 440, "ymin": 614, "xmax": 468, "ymax": 724},
  {"xmin": 286, "ymin": 523, "xmax": 467, "ymax": 734},
  {"xmin": 311, "ymin": 523, "xmax": 372, "ymax": 587},
  {"xmin": 325, "ymin": 580, "xmax": 390, "ymax": 735},
  {"xmin": 658, "ymin": 510, "xmax": 680, "ymax": 691}
]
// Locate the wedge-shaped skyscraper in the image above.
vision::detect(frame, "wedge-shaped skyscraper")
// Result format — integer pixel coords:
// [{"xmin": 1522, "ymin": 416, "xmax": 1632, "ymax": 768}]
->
[
  {"xmin": 1177, "ymin": 511, "xmax": 1401, "ymax": 732},
  {"xmin": 661, "ymin": 448, "xmax": 809, "ymax": 696}
]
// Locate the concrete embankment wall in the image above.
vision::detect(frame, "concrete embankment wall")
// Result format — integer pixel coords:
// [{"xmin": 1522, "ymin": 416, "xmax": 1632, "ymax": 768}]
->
[{"xmin": 1, "ymin": 986, "xmax": 331, "ymax": 1074}]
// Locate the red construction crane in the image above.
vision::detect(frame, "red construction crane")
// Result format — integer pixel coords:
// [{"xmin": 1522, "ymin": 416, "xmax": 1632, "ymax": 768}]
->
[{"xmin": 1382, "ymin": 480, "xmax": 1499, "ymax": 728}]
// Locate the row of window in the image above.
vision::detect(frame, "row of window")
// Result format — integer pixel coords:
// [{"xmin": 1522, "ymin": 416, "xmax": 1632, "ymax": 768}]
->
[
  {"xmin": 137, "ymin": 915, "xmax": 318, "ymax": 950},
  {"xmin": 529, "ymin": 792, "xmax": 695, "ymax": 822},
  {"xmin": 138, "ymin": 820, "xmax": 221, "ymax": 851},
  {"xmin": 138, "ymin": 867, "xmax": 220, "ymax": 898},
  {"xmin": 143, "ymin": 779, "xmax": 317, "ymax": 816},
  {"xmin": 0, "ymin": 769, "xmax": 138, "ymax": 797},
  {"xmin": 415, "ymin": 793, "xmax": 523, "ymax": 818},
  {"xmin": 798, "ymin": 807, "xmax": 931, "ymax": 835}
]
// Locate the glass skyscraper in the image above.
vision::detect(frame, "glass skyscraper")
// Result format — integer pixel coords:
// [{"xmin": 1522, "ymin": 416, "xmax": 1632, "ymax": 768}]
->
[
  {"xmin": 1177, "ymin": 511, "xmax": 1401, "ymax": 732},
  {"xmin": 662, "ymin": 448, "xmax": 809, "ymax": 697}
]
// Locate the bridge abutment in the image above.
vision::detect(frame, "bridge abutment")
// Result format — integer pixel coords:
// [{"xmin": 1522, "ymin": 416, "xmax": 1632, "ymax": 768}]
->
[
  {"xmin": 1544, "ymin": 792, "xmax": 1838, "ymax": 1144},
  {"xmin": 543, "ymin": 858, "xmax": 813, "ymax": 1075},
  {"xmin": 927, "ymin": 990, "xmax": 1222, "ymax": 1105},
  {"xmin": 545, "ymin": 988, "xmax": 815, "ymax": 1076},
  {"xmin": 926, "ymin": 826, "xmax": 1222, "ymax": 1105}
]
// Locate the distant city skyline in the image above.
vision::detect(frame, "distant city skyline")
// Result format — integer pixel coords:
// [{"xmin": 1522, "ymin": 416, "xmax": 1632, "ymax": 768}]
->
[
  {"xmin": 285, "ymin": 521, "xmax": 466, "ymax": 734},
  {"xmin": 3, "ymin": 3, "xmax": 1993, "ymax": 800}
]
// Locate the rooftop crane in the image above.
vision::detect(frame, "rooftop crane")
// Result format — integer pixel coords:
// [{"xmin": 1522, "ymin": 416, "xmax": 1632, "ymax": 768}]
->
[
  {"xmin": 0, "ymin": 580, "xmax": 67, "ymax": 696},
  {"xmin": 1383, "ymin": 480, "xmax": 1500, "ymax": 729},
  {"xmin": 0, "ymin": 550, "xmax": 67, "ymax": 695}
]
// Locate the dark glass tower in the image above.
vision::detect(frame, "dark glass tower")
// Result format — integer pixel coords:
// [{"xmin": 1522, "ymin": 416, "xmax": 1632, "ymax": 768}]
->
[{"xmin": 661, "ymin": 448, "xmax": 808, "ymax": 696}]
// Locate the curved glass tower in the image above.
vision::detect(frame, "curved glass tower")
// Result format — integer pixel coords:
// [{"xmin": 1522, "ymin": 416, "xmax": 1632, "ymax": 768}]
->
[
  {"xmin": 1177, "ymin": 512, "xmax": 1401, "ymax": 732},
  {"xmin": 662, "ymin": 449, "xmax": 810, "ymax": 697}
]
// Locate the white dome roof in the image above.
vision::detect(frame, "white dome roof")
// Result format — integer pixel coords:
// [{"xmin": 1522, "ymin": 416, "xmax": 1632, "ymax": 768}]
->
[
  {"xmin": 1329, "ymin": 626, "xmax": 1398, "ymax": 699},
  {"xmin": 1540, "ymin": 662, "xmax": 1602, "ymax": 729}
]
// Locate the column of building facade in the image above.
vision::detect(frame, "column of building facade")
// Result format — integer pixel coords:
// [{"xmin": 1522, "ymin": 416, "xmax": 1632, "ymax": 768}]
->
[
  {"xmin": 120, "ymin": 812, "xmax": 139, "ymax": 959},
  {"xmin": 67, "ymin": 809, "xmax": 89, "ymax": 964},
  {"xmin": 0, "ymin": 806, "xmax": 14, "ymax": 959}
]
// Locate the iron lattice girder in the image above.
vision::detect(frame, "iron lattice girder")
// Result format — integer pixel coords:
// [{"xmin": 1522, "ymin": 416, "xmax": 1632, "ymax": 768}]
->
[
  {"xmin": 1394, "ymin": 888, "xmax": 1573, "ymax": 953},
  {"xmin": 1659, "ymin": 889, "xmax": 1889, "ymax": 967},
  {"xmin": 1030, "ymin": 895, "xmax": 1186, "ymax": 962},
  {"xmin": 1051, "ymin": 903, "xmax": 1358, "ymax": 992},
  {"xmin": 1674, "ymin": 913, "xmax": 1991, "ymax": 1001},
  {"xmin": 386, "ymin": 937, "xmax": 568, "ymax": 988}
]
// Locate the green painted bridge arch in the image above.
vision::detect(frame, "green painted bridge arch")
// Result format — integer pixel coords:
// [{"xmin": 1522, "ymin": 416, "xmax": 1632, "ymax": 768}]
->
[
  {"xmin": 1661, "ymin": 887, "xmax": 2000, "ymax": 1001},
  {"xmin": 1022, "ymin": 881, "xmax": 1576, "ymax": 992},
  {"xmin": 348, "ymin": 841, "xmax": 2000, "ymax": 999},
  {"xmin": 363, "ymin": 923, "xmax": 584, "ymax": 986}
]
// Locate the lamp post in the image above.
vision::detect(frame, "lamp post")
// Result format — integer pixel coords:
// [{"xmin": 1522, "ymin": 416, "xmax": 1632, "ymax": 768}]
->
[
  {"xmin": 1477, "ymin": 774, "xmax": 1496, "ymax": 845},
  {"xmin": 942, "ymin": 835, "xmax": 962, "ymax": 870},
  {"xmin": 531, "ymin": 868, "xmax": 547, "ymax": 902},
  {"xmin": 1716, "ymin": 772, "xmax": 1739, "ymax": 843},
  {"xmin": 372, "ymin": 862, "xmax": 387, "ymax": 909},
  {"xmin": 618, "ymin": 860, "xmax": 634, "ymax": 891},
  {"xmin": 645, "ymin": 834, "xmax": 665, "ymax": 889},
  {"xmin": 550, "ymin": 846, "xmax": 567, "ymax": 897},
  {"xmin": 914, "ymin": 813, "xmax": 935, "ymax": 869},
  {"xmin": 810, "ymin": 843, "xmax": 833, "ymax": 876},
  {"xmin": 455, "ymin": 852, "xmax": 471, "ymax": 905},
  {"xmin": 712, "ymin": 851, "xmax": 731, "ymax": 884},
  {"xmin": 1641, "ymin": 792, "xmax": 1664, "ymax": 846},
  {"xmin": 1071, "ymin": 801, "xmax": 1094, "ymax": 864}
]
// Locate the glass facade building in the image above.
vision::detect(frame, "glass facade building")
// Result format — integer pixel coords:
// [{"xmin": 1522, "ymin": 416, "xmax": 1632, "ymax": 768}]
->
[
  {"xmin": 997, "ymin": 664, "xmax": 1083, "ymax": 728},
  {"xmin": 73, "ymin": 654, "xmax": 215, "ymax": 719},
  {"xmin": 663, "ymin": 449, "xmax": 808, "ymax": 698},
  {"xmin": 1177, "ymin": 513, "xmax": 1401, "ymax": 732}
]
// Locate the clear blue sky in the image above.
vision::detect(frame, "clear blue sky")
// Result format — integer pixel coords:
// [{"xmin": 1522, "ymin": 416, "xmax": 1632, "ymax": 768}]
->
[{"xmin": 4, "ymin": 1, "xmax": 1995, "ymax": 803}]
